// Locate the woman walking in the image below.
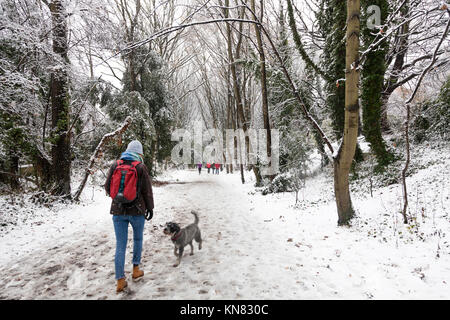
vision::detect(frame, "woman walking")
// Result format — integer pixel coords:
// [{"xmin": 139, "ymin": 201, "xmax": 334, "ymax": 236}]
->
[
  {"xmin": 105, "ymin": 140, "xmax": 154, "ymax": 293},
  {"xmin": 214, "ymin": 163, "xmax": 220, "ymax": 175}
]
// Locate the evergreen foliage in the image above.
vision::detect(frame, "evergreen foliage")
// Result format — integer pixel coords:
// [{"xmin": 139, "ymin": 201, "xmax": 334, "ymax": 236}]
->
[
  {"xmin": 103, "ymin": 49, "xmax": 172, "ymax": 176},
  {"xmin": 263, "ymin": 4, "xmax": 314, "ymax": 194},
  {"xmin": 316, "ymin": 0, "xmax": 346, "ymax": 140},
  {"xmin": 360, "ymin": 0, "xmax": 395, "ymax": 170}
]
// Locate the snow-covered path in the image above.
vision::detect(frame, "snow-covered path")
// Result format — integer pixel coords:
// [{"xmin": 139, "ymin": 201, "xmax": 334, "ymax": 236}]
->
[
  {"xmin": 0, "ymin": 170, "xmax": 308, "ymax": 299},
  {"xmin": 0, "ymin": 163, "xmax": 449, "ymax": 300}
]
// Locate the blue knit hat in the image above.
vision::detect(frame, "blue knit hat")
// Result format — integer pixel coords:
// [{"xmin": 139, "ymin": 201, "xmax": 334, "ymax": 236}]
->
[{"xmin": 126, "ymin": 140, "xmax": 143, "ymax": 155}]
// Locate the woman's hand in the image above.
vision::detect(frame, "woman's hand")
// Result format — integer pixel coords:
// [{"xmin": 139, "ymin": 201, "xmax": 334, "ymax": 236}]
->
[{"xmin": 145, "ymin": 209, "xmax": 153, "ymax": 221}]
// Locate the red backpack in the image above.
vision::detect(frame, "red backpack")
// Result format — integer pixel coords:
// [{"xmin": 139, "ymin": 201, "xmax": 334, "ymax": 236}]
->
[{"xmin": 109, "ymin": 160, "xmax": 140, "ymax": 204}]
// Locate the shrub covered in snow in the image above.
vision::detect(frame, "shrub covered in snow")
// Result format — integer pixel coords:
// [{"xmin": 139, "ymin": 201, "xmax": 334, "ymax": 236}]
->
[{"xmin": 260, "ymin": 172, "xmax": 294, "ymax": 195}]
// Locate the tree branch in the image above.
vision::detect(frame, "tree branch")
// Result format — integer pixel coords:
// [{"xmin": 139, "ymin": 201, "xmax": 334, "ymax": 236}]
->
[
  {"xmin": 286, "ymin": 0, "xmax": 331, "ymax": 82},
  {"xmin": 73, "ymin": 116, "xmax": 133, "ymax": 201}
]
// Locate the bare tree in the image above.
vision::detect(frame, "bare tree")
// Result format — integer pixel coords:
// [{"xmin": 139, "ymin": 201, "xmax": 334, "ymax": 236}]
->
[{"xmin": 401, "ymin": 7, "xmax": 450, "ymax": 223}]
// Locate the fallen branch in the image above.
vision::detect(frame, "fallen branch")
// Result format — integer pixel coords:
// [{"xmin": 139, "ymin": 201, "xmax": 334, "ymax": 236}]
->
[{"xmin": 73, "ymin": 116, "xmax": 133, "ymax": 201}]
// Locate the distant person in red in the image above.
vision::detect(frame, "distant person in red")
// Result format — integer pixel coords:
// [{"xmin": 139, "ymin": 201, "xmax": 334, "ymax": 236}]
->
[
  {"xmin": 206, "ymin": 162, "xmax": 211, "ymax": 174},
  {"xmin": 214, "ymin": 163, "xmax": 220, "ymax": 175}
]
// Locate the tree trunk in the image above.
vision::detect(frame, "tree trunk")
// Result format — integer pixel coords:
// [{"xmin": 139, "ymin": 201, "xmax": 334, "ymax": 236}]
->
[
  {"xmin": 333, "ymin": 0, "xmax": 361, "ymax": 226},
  {"xmin": 334, "ymin": 157, "xmax": 354, "ymax": 225},
  {"xmin": 33, "ymin": 151, "xmax": 52, "ymax": 191},
  {"xmin": 9, "ymin": 154, "xmax": 20, "ymax": 190},
  {"xmin": 401, "ymin": 103, "xmax": 410, "ymax": 224},
  {"xmin": 226, "ymin": 76, "xmax": 233, "ymax": 174},
  {"xmin": 49, "ymin": 0, "xmax": 71, "ymax": 197},
  {"xmin": 250, "ymin": 0, "xmax": 273, "ymax": 181},
  {"xmin": 119, "ymin": 0, "xmax": 141, "ymax": 92},
  {"xmin": 223, "ymin": 0, "xmax": 246, "ymax": 184}
]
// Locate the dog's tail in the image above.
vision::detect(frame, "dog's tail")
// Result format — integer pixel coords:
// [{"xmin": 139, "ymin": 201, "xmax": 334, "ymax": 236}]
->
[{"xmin": 191, "ymin": 210, "xmax": 199, "ymax": 225}]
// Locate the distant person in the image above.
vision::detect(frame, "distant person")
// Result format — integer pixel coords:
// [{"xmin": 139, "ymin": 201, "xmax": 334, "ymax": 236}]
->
[
  {"xmin": 206, "ymin": 162, "xmax": 211, "ymax": 174},
  {"xmin": 212, "ymin": 163, "xmax": 216, "ymax": 174},
  {"xmin": 105, "ymin": 140, "xmax": 154, "ymax": 293},
  {"xmin": 215, "ymin": 163, "xmax": 220, "ymax": 175},
  {"xmin": 197, "ymin": 162, "xmax": 202, "ymax": 175}
]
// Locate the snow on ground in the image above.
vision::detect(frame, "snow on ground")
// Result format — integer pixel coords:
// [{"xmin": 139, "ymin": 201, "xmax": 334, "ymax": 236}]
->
[{"xmin": 0, "ymin": 144, "xmax": 449, "ymax": 300}]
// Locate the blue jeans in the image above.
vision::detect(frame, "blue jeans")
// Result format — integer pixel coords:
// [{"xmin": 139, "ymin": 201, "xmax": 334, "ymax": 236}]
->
[{"xmin": 112, "ymin": 215, "xmax": 145, "ymax": 280}]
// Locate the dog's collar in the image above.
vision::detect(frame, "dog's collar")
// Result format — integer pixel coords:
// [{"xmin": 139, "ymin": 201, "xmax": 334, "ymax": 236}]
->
[{"xmin": 171, "ymin": 231, "xmax": 182, "ymax": 241}]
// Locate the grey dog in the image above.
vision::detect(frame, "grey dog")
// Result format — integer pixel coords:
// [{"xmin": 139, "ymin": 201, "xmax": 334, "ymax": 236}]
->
[{"xmin": 163, "ymin": 210, "xmax": 202, "ymax": 267}]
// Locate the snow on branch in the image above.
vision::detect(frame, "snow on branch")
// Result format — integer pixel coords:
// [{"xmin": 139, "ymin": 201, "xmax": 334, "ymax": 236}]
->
[{"xmin": 99, "ymin": 18, "xmax": 261, "ymax": 66}]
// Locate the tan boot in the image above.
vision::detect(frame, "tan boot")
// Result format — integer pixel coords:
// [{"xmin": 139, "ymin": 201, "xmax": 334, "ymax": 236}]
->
[
  {"xmin": 116, "ymin": 278, "xmax": 127, "ymax": 293},
  {"xmin": 132, "ymin": 265, "xmax": 144, "ymax": 280}
]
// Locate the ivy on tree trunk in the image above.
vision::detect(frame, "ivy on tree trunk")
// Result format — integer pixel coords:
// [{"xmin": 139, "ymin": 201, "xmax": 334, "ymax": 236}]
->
[
  {"xmin": 361, "ymin": 0, "xmax": 394, "ymax": 169},
  {"xmin": 49, "ymin": 0, "xmax": 71, "ymax": 197}
]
